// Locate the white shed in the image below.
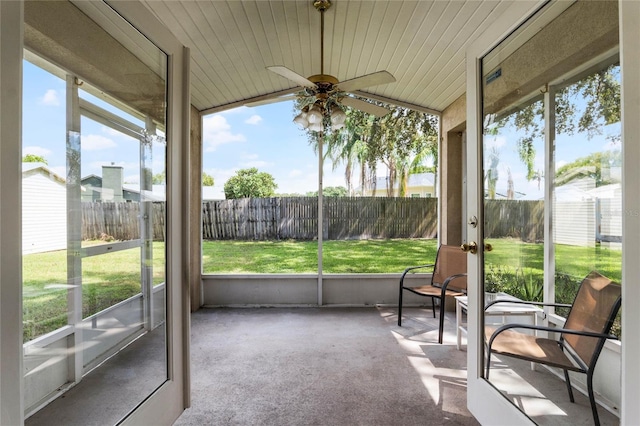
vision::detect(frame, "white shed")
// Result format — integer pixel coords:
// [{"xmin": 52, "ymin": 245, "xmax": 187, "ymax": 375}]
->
[{"xmin": 22, "ymin": 163, "xmax": 67, "ymax": 254}]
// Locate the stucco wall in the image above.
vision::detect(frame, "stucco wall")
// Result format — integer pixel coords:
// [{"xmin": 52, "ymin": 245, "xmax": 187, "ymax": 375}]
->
[{"xmin": 440, "ymin": 95, "xmax": 466, "ymax": 245}]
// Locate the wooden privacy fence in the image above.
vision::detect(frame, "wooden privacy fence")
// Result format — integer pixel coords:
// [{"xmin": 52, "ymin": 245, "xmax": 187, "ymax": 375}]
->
[
  {"xmin": 202, "ymin": 197, "xmax": 439, "ymax": 240},
  {"xmin": 80, "ymin": 198, "xmax": 545, "ymax": 243},
  {"xmin": 484, "ymin": 199, "xmax": 544, "ymax": 242},
  {"xmin": 82, "ymin": 202, "xmax": 165, "ymax": 241}
]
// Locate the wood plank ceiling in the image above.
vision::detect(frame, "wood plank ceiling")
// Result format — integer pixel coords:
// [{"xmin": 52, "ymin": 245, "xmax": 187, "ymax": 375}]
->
[{"xmin": 140, "ymin": 0, "xmax": 513, "ymax": 115}]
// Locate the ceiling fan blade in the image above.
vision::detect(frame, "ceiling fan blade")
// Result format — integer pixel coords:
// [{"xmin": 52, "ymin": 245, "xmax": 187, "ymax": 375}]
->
[
  {"xmin": 337, "ymin": 70, "xmax": 395, "ymax": 93},
  {"xmin": 245, "ymin": 94, "xmax": 299, "ymax": 108},
  {"xmin": 341, "ymin": 96, "xmax": 391, "ymax": 118},
  {"xmin": 267, "ymin": 66, "xmax": 316, "ymax": 88}
]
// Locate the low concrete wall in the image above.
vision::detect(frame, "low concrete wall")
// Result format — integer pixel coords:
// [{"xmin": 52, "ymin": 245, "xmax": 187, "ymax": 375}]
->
[{"xmin": 201, "ymin": 273, "xmax": 438, "ymax": 307}]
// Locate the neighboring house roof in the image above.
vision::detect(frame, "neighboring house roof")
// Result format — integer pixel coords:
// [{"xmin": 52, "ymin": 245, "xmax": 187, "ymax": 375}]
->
[
  {"xmin": 121, "ymin": 183, "xmax": 166, "ymax": 201},
  {"xmin": 23, "ymin": 165, "xmax": 223, "ymax": 201},
  {"xmin": 22, "ymin": 162, "xmax": 66, "ymax": 185},
  {"xmin": 81, "ymin": 174, "xmax": 101, "ymax": 183}
]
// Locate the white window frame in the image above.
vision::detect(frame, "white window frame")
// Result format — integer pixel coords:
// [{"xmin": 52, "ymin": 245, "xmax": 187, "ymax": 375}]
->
[
  {"xmin": 0, "ymin": 1, "xmax": 191, "ymax": 424},
  {"xmin": 467, "ymin": 1, "xmax": 640, "ymax": 424}
]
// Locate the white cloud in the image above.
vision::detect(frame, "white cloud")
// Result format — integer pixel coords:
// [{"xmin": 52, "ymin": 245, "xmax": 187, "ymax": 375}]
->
[
  {"xmin": 268, "ymin": 161, "xmax": 347, "ymax": 195},
  {"xmin": 50, "ymin": 166, "xmax": 66, "ymax": 178},
  {"xmin": 39, "ymin": 89, "xmax": 60, "ymax": 106},
  {"xmin": 484, "ymin": 135, "xmax": 507, "ymax": 149},
  {"xmin": 240, "ymin": 160, "xmax": 270, "ymax": 168},
  {"xmin": 23, "ymin": 146, "xmax": 52, "ymax": 157},
  {"xmin": 244, "ymin": 115, "xmax": 262, "ymax": 125},
  {"xmin": 556, "ymin": 160, "xmax": 568, "ymax": 170},
  {"xmin": 83, "ymin": 134, "xmax": 117, "ymax": 151},
  {"xmin": 207, "ymin": 167, "xmax": 238, "ymax": 189},
  {"xmin": 220, "ymin": 106, "xmax": 250, "ymax": 115},
  {"xmin": 124, "ymin": 174, "xmax": 140, "ymax": 184},
  {"xmin": 203, "ymin": 115, "xmax": 246, "ymax": 152},
  {"xmin": 240, "ymin": 152, "xmax": 259, "ymax": 161},
  {"xmin": 603, "ymin": 139, "xmax": 622, "ymax": 150},
  {"xmin": 102, "ymin": 126, "xmax": 139, "ymax": 141}
]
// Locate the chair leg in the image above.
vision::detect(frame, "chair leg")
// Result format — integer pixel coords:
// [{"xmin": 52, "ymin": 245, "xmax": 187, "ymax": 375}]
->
[
  {"xmin": 431, "ymin": 297, "xmax": 436, "ymax": 318},
  {"xmin": 485, "ymin": 351, "xmax": 492, "ymax": 379},
  {"xmin": 587, "ymin": 371, "xmax": 600, "ymax": 426},
  {"xmin": 398, "ymin": 287, "xmax": 404, "ymax": 326},
  {"xmin": 438, "ymin": 298, "xmax": 445, "ymax": 344},
  {"xmin": 563, "ymin": 369, "xmax": 575, "ymax": 403}
]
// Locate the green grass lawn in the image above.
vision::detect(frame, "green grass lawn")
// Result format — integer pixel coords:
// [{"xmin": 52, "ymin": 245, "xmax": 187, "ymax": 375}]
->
[
  {"xmin": 201, "ymin": 238, "xmax": 438, "ymax": 273},
  {"xmin": 23, "ymin": 237, "xmax": 622, "ymax": 341},
  {"xmin": 23, "ymin": 241, "xmax": 166, "ymax": 342},
  {"xmin": 485, "ymin": 238, "xmax": 622, "ymax": 282}
]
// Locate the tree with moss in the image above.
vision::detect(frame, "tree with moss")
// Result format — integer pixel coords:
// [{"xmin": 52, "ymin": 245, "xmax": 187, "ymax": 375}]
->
[
  {"xmin": 301, "ymin": 99, "xmax": 438, "ymax": 197},
  {"xmin": 555, "ymin": 150, "xmax": 621, "ymax": 187},
  {"xmin": 490, "ymin": 64, "xmax": 620, "ymax": 183},
  {"xmin": 224, "ymin": 167, "xmax": 277, "ymax": 199}
]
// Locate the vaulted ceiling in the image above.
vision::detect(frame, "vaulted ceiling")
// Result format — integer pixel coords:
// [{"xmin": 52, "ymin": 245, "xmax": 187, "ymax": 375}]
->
[{"xmin": 139, "ymin": 1, "xmax": 516, "ymax": 115}]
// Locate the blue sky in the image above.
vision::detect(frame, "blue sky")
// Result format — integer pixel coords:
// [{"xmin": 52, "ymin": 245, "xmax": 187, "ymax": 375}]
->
[
  {"xmin": 22, "ymin": 59, "xmax": 344, "ymax": 198},
  {"xmin": 484, "ymin": 103, "xmax": 621, "ymax": 200},
  {"xmin": 22, "ymin": 58, "xmax": 620, "ymax": 201},
  {"xmin": 202, "ymin": 102, "xmax": 347, "ymax": 198}
]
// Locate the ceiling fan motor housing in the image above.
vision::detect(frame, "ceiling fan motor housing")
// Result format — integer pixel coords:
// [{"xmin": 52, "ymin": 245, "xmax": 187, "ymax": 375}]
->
[
  {"xmin": 313, "ymin": 0, "xmax": 331, "ymax": 12},
  {"xmin": 308, "ymin": 74, "xmax": 339, "ymax": 96}
]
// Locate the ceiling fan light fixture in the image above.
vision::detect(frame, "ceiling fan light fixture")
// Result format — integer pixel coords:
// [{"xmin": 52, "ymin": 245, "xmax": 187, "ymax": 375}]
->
[
  {"xmin": 307, "ymin": 105, "xmax": 323, "ymax": 124},
  {"xmin": 330, "ymin": 106, "xmax": 346, "ymax": 125},
  {"xmin": 293, "ymin": 111, "xmax": 309, "ymax": 128},
  {"xmin": 308, "ymin": 121, "xmax": 323, "ymax": 132}
]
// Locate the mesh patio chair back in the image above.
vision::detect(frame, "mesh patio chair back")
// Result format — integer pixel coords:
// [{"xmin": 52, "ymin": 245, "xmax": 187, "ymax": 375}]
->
[
  {"xmin": 563, "ymin": 271, "xmax": 621, "ymax": 366},
  {"xmin": 432, "ymin": 245, "xmax": 467, "ymax": 291}
]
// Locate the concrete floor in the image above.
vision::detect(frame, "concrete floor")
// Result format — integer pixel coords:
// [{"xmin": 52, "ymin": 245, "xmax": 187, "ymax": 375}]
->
[
  {"xmin": 25, "ymin": 307, "xmax": 619, "ymax": 425},
  {"xmin": 26, "ymin": 327, "xmax": 167, "ymax": 426}
]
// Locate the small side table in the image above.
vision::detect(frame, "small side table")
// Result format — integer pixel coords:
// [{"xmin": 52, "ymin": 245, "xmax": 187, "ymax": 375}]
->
[{"xmin": 455, "ymin": 293, "xmax": 543, "ymax": 351}]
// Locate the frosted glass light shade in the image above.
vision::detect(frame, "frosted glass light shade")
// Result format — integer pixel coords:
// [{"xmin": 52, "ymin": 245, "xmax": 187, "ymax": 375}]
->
[
  {"xmin": 307, "ymin": 105, "xmax": 323, "ymax": 124},
  {"xmin": 330, "ymin": 107, "xmax": 346, "ymax": 125},
  {"xmin": 293, "ymin": 112, "xmax": 308, "ymax": 128}
]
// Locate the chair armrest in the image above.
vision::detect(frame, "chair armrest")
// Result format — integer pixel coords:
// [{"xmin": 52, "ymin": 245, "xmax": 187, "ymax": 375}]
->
[
  {"xmin": 485, "ymin": 299, "xmax": 571, "ymax": 311},
  {"xmin": 402, "ymin": 264, "xmax": 434, "ymax": 275},
  {"xmin": 487, "ymin": 323, "xmax": 619, "ymax": 350},
  {"xmin": 439, "ymin": 273, "xmax": 468, "ymax": 296},
  {"xmin": 399, "ymin": 264, "xmax": 434, "ymax": 287}
]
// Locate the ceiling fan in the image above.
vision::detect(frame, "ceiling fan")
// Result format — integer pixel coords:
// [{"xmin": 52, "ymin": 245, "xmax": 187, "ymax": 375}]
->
[{"xmin": 252, "ymin": 0, "xmax": 396, "ymax": 131}]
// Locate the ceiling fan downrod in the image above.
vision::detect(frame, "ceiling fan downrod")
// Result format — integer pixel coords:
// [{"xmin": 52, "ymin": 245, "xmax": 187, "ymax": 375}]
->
[{"xmin": 313, "ymin": 0, "xmax": 331, "ymax": 76}]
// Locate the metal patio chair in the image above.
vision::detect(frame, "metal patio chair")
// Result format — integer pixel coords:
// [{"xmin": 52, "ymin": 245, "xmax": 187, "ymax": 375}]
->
[
  {"xmin": 397, "ymin": 244, "xmax": 467, "ymax": 344},
  {"xmin": 485, "ymin": 271, "xmax": 621, "ymax": 426}
]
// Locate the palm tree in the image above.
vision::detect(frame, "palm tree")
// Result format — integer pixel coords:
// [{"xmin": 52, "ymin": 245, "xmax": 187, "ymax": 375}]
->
[{"xmin": 299, "ymin": 99, "xmax": 438, "ymax": 197}]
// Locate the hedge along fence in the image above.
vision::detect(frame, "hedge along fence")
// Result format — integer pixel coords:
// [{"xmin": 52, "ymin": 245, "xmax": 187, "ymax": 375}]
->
[{"xmin": 81, "ymin": 198, "xmax": 544, "ymax": 243}]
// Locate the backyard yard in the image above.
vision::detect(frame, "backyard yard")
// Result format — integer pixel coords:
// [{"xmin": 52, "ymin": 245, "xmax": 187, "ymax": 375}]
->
[{"xmin": 23, "ymin": 238, "xmax": 622, "ymax": 341}]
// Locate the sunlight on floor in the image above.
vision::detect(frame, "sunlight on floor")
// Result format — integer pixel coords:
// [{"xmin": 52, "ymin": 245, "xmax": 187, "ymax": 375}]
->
[
  {"xmin": 379, "ymin": 307, "xmax": 472, "ymax": 419},
  {"xmin": 489, "ymin": 357, "xmax": 568, "ymax": 418},
  {"xmin": 378, "ymin": 306, "xmax": 619, "ymax": 425}
]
